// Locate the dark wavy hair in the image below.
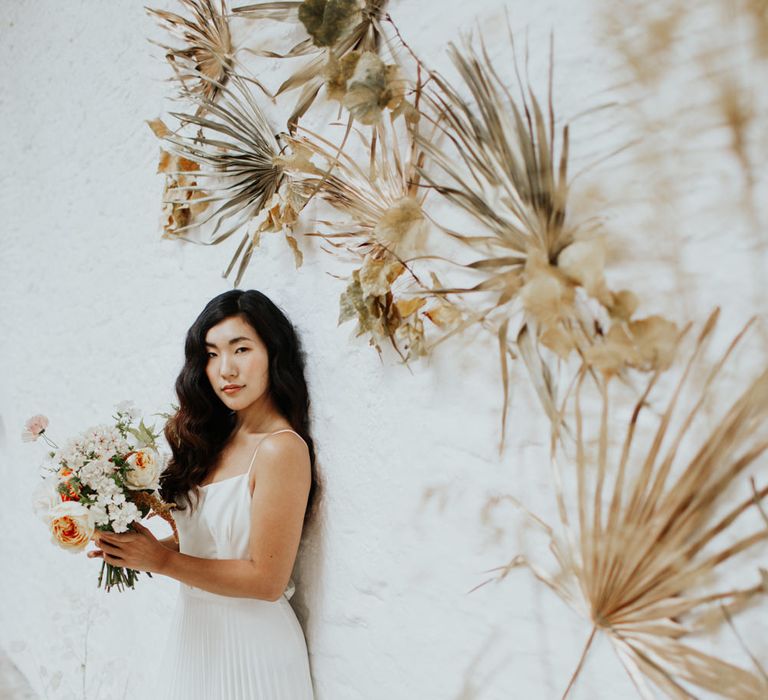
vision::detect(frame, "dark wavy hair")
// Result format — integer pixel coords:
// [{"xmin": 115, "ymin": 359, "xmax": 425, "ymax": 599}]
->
[{"xmin": 160, "ymin": 289, "xmax": 318, "ymax": 523}]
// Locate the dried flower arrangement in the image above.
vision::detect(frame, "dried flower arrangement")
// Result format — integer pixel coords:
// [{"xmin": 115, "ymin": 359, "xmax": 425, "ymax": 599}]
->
[{"xmin": 478, "ymin": 310, "xmax": 768, "ymax": 698}]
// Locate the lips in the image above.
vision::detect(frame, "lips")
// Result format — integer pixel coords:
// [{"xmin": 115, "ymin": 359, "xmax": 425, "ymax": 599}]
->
[{"xmin": 222, "ymin": 385, "xmax": 243, "ymax": 394}]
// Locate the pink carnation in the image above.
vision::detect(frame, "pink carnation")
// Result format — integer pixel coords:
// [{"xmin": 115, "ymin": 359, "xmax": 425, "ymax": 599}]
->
[{"xmin": 22, "ymin": 414, "xmax": 49, "ymax": 442}]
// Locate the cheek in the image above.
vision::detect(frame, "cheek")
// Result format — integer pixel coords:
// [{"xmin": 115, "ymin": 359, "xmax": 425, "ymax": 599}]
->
[{"xmin": 246, "ymin": 353, "xmax": 269, "ymax": 382}]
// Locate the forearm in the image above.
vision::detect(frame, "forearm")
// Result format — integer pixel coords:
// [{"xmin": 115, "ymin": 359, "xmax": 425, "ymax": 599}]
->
[{"xmin": 159, "ymin": 550, "xmax": 281, "ymax": 601}]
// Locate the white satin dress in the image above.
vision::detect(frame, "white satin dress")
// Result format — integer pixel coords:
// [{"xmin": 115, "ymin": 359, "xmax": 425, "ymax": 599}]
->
[{"xmin": 153, "ymin": 429, "xmax": 315, "ymax": 699}]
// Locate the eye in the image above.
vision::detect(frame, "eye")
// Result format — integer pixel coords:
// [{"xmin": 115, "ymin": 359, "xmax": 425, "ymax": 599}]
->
[
  {"xmin": 206, "ymin": 352, "xmax": 217, "ymax": 358},
  {"xmin": 235, "ymin": 347, "xmax": 249, "ymax": 353}
]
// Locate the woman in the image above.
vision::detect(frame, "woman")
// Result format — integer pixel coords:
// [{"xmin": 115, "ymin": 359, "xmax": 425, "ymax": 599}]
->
[{"xmin": 88, "ymin": 289, "xmax": 317, "ymax": 699}]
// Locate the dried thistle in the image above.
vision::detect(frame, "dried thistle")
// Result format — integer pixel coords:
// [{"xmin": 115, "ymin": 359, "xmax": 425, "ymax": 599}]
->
[
  {"xmin": 146, "ymin": 0, "xmax": 235, "ymax": 110},
  {"xmin": 480, "ymin": 310, "xmax": 768, "ymax": 698},
  {"xmin": 150, "ymin": 73, "xmax": 304, "ymax": 285},
  {"xmin": 232, "ymin": 0, "xmax": 389, "ymax": 130}
]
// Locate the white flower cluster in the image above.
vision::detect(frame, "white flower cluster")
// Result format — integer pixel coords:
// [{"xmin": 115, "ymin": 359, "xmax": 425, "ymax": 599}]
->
[{"xmin": 58, "ymin": 424, "xmax": 131, "ymax": 469}]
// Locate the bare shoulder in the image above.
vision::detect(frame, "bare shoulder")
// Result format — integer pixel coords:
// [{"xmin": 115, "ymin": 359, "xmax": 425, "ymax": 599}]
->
[
  {"xmin": 259, "ymin": 430, "xmax": 308, "ymax": 457},
  {"xmin": 251, "ymin": 431, "xmax": 310, "ymax": 482}
]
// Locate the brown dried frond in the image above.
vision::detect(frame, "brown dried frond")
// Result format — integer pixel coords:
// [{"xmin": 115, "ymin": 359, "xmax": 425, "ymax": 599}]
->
[
  {"xmin": 152, "ymin": 73, "xmax": 300, "ymax": 286},
  {"xmin": 485, "ymin": 310, "xmax": 768, "ymax": 698},
  {"xmin": 232, "ymin": 0, "xmax": 390, "ymax": 130},
  {"xmin": 147, "ymin": 0, "xmax": 235, "ymax": 110}
]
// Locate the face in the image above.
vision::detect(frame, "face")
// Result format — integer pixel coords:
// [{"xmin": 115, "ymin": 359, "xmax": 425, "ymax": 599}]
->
[{"xmin": 204, "ymin": 315, "xmax": 270, "ymax": 410}]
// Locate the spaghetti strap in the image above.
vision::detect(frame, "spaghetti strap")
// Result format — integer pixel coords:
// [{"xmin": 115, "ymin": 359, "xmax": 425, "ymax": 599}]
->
[{"xmin": 245, "ymin": 429, "xmax": 304, "ymax": 478}]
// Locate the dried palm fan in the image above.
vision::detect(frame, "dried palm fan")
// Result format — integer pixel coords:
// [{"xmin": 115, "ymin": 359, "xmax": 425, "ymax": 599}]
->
[
  {"xmin": 231, "ymin": 0, "xmax": 390, "ymax": 130},
  {"xmin": 146, "ymin": 0, "xmax": 236, "ymax": 111},
  {"xmin": 478, "ymin": 310, "xmax": 768, "ymax": 699},
  {"xmin": 406, "ymin": 30, "xmax": 674, "ymax": 450},
  {"xmin": 284, "ymin": 115, "xmax": 461, "ymax": 361},
  {"xmin": 148, "ymin": 72, "xmax": 305, "ymax": 285}
]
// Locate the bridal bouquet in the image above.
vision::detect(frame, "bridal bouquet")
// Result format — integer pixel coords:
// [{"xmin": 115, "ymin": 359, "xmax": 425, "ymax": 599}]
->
[{"xmin": 25, "ymin": 401, "xmax": 178, "ymax": 592}]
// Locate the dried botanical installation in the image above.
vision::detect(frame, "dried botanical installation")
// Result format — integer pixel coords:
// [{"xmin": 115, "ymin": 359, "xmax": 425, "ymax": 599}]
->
[
  {"xmin": 479, "ymin": 310, "xmax": 768, "ymax": 698},
  {"xmin": 148, "ymin": 72, "xmax": 305, "ymax": 285},
  {"xmin": 232, "ymin": 0, "xmax": 391, "ymax": 130}
]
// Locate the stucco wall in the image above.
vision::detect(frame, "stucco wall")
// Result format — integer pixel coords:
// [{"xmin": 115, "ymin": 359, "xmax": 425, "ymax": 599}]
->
[{"xmin": 1, "ymin": 1, "xmax": 765, "ymax": 699}]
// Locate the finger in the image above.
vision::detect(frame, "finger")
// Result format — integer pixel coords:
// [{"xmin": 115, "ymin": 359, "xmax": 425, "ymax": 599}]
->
[
  {"xmin": 98, "ymin": 532, "xmax": 135, "ymax": 544},
  {"xmin": 98, "ymin": 541, "xmax": 123, "ymax": 555},
  {"xmin": 103, "ymin": 553, "xmax": 124, "ymax": 565},
  {"xmin": 87, "ymin": 550, "xmax": 103, "ymax": 559}
]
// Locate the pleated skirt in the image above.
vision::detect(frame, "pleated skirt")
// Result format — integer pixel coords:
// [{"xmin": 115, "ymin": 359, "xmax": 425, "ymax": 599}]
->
[{"xmin": 151, "ymin": 585, "xmax": 315, "ymax": 699}]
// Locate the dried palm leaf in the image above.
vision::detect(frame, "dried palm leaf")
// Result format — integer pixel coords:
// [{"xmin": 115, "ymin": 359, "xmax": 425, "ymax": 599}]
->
[
  {"xmin": 149, "ymin": 72, "xmax": 304, "ymax": 285},
  {"xmin": 146, "ymin": 0, "xmax": 235, "ymax": 111},
  {"xmin": 480, "ymin": 310, "xmax": 768, "ymax": 698},
  {"xmin": 232, "ymin": 0, "xmax": 389, "ymax": 130},
  {"xmin": 405, "ymin": 29, "xmax": 672, "ymax": 450}
]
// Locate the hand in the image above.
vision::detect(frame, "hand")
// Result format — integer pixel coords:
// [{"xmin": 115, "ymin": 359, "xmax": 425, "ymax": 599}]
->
[{"xmin": 88, "ymin": 522, "xmax": 171, "ymax": 574}]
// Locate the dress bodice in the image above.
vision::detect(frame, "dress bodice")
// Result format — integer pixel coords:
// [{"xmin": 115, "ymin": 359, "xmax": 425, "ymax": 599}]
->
[{"xmin": 173, "ymin": 429, "xmax": 303, "ymax": 600}]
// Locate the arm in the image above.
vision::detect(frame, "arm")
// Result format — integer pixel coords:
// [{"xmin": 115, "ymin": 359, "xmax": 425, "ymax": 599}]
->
[
  {"xmin": 162, "ymin": 432, "xmax": 310, "ymax": 600},
  {"xmin": 159, "ymin": 553, "xmax": 282, "ymax": 600},
  {"xmin": 91, "ymin": 432, "xmax": 311, "ymax": 602}
]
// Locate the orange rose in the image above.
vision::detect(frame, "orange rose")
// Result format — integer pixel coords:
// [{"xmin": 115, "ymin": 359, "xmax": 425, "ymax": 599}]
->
[{"xmin": 49, "ymin": 502, "xmax": 94, "ymax": 552}]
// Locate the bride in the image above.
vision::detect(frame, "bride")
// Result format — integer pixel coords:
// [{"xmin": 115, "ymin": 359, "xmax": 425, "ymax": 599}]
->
[{"xmin": 88, "ymin": 289, "xmax": 317, "ymax": 698}]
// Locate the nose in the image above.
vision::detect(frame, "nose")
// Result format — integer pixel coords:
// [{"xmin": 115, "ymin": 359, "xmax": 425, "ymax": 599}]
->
[{"xmin": 219, "ymin": 352, "xmax": 238, "ymax": 379}]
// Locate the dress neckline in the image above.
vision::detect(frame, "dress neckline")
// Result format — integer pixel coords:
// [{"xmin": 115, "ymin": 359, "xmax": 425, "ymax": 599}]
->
[
  {"xmin": 199, "ymin": 428, "xmax": 303, "ymax": 489},
  {"xmin": 200, "ymin": 472, "xmax": 248, "ymax": 490}
]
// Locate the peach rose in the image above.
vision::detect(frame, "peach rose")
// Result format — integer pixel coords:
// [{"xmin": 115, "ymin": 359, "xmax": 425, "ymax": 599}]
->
[
  {"xmin": 124, "ymin": 449, "xmax": 161, "ymax": 490},
  {"xmin": 49, "ymin": 501, "xmax": 94, "ymax": 552}
]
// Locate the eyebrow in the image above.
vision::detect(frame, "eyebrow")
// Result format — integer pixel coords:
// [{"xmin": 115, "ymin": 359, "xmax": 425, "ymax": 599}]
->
[{"xmin": 204, "ymin": 336, "xmax": 255, "ymax": 348}]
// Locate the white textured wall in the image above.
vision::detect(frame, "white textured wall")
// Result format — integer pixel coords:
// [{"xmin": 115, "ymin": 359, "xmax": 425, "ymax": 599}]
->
[{"xmin": 1, "ymin": 1, "xmax": 765, "ymax": 699}]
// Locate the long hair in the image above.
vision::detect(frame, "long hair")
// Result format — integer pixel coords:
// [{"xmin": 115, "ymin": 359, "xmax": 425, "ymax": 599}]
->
[{"xmin": 160, "ymin": 289, "xmax": 319, "ymax": 523}]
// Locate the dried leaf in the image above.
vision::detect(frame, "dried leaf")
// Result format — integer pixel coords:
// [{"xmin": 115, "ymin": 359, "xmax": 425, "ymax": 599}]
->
[{"xmin": 298, "ymin": 0, "xmax": 361, "ymax": 48}]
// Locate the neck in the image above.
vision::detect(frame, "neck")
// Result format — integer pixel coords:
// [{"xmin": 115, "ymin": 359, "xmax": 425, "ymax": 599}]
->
[{"xmin": 231, "ymin": 394, "xmax": 290, "ymax": 436}]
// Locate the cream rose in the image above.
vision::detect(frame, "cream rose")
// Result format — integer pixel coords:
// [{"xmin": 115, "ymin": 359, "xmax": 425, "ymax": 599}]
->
[
  {"xmin": 49, "ymin": 501, "xmax": 94, "ymax": 552},
  {"xmin": 124, "ymin": 449, "xmax": 161, "ymax": 490}
]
